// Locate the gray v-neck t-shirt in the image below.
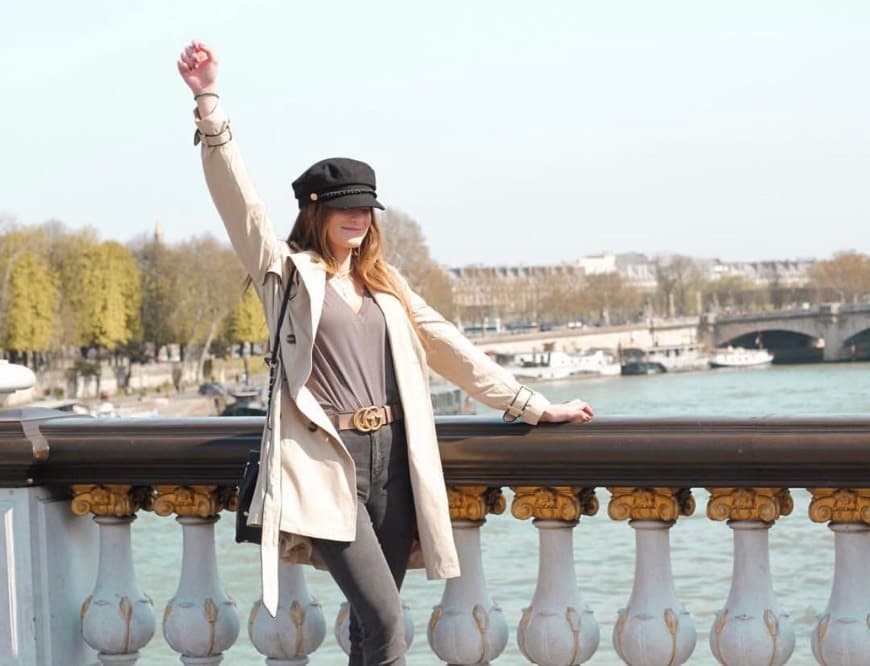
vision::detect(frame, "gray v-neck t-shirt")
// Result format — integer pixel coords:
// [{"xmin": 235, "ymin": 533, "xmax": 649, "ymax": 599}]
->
[{"xmin": 306, "ymin": 283, "xmax": 400, "ymax": 416}]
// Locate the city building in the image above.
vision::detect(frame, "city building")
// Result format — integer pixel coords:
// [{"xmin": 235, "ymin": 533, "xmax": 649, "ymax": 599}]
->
[{"xmin": 446, "ymin": 253, "xmax": 816, "ymax": 324}]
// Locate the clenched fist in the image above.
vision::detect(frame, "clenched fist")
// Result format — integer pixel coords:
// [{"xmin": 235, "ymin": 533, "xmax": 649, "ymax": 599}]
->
[{"xmin": 177, "ymin": 40, "xmax": 218, "ymax": 95}]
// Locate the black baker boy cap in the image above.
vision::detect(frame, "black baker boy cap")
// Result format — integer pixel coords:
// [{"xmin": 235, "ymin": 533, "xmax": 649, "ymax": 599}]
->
[{"xmin": 292, "ymin": 157, "xmax": 385, "ymax": 210}]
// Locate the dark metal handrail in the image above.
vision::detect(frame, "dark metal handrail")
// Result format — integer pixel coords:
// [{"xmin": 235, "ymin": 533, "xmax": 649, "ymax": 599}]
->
[{"xmin": 2, "ymin": 409, "xmax": 869, "ymax": 488}]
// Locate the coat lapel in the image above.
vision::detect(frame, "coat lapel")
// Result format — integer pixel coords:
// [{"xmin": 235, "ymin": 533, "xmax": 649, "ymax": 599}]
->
[
  {"xmin": 372, "ymin": 290, "xmax": 426, "ymax": 366},
  {"xmin": 282, "ymin": 251, "xmax": 343, "ymax": 442},
  {"xmin": 372, "ymin": 290, "xmax": 428, "ymax": 408},
  {"xmin": 289, "ymin": 250, "xmax": 326, "ymax": 337}
]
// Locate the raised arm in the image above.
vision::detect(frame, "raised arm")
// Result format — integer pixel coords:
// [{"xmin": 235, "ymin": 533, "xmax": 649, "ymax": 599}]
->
[
  {"xmin": 395, "ymin": 272, "xmax": 594, "ymax": 425},
  {"xmin": 177, "ymin": 40, "xmax": 285, "ymax": 285}
]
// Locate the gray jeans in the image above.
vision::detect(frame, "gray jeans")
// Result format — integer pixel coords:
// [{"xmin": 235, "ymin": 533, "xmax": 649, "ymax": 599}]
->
[{"xmin": 312, "ymin": 421, "xmax": 415, "ymax": 666}]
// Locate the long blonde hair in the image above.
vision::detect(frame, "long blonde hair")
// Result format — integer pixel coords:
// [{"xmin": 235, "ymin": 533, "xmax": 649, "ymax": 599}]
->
[{"xmin": 287, "ymin": 203, "xmax": 422, "ymax": 341}]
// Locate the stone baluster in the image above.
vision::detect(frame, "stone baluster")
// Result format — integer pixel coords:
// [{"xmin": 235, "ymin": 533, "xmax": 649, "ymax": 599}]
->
[
  {"xmin": 248, "ymin": 559, "xmax": 327, "ymax": 665},
  {"xmin": 511, "ymin": 486, "xmax": 600, "ymax": 665},
  {"xmin": 72, "ymin": 484, "xmax": 156, "ymax": 666},
  {"xmin": 808, "ymin": 488, "xmax": 870, "ymax": 665},
  {"xmin": 428, "ymin": 486, "xmax": 508, "ymax": 665},
  {"xmin": 608, "ymin": 487, "xmax": 696, "ymax": 666},
  {"xmin": 706, "ymin": 488, "xmax": 795, "ymax": 665},
  {"xmin": 152, "ymin": 485, "xmax": 240, "ymax": 665},
  {"xmin": 334, "ymin": 598, "xmax": 414, "ymax": 658}
]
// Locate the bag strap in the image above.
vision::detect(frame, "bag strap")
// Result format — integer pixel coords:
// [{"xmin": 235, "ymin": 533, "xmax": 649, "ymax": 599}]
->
[{"xmin": 263, "ymin": 264, "xmax": 297, "ymax": 420}]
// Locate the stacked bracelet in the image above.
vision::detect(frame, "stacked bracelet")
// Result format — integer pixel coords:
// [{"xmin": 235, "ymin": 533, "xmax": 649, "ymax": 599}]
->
[{"xmin": 194, "ymin": 92, "xmax": 220, "ymax": 101}]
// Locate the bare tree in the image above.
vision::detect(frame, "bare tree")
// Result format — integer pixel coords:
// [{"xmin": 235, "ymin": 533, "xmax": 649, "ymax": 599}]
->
[
  {"xmin": 654, "ymin": 255, "xmax": 704, "ymax": 317},
  {"xmin": 808, "ymin": 251, "xmax": 870, "ymax": 304},
  {"xmin": 378, "ymin": 208, "xmax": 455, "ymax": 317}
]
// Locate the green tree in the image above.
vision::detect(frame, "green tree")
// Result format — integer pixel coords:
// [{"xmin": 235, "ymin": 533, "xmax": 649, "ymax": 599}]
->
[
  {"xmin": 66, "ymin": 241, "xmax": 141, "ymax": 350},
  {"xmin": 224, "ymin": 286, "xmax": 269, "ymax": 381},
  {"xmin": 226, "ymin": 287, "xmax": 268, "ymax": 345},
  {"xmin": 44, "ymin": 223, "xmax": 102, "ymax": 349},
  {"xmin": 135, "ymin": 236, "xmax": 179, "ymax": 357},
  {"xmin": 169, "ymin": 236, "xmax": 245, "ymax": 379},
  {"xmin": 3, "ymin": 251, "xmax": 59, "ymax": 363},
  {"xmin": 2, "ymin": 220, "xmax": 95, "ymax": 353},
  {"xmin": 0, "ymin": 224, "xmax": 37, "ymax": 348}
]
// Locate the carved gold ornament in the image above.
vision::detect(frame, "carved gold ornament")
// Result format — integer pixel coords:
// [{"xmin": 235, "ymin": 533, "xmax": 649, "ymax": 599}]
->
[
  {"xmin": 70, "ymin": 484, "xmax": 150, "ymax": 517},
  {"xmin": 149, "ymin": 485, "xmax": 235, "ymax": 518},
  {"xmin": 808, "ymin": 488, "xmax": 870, "ymax": 524},
  {"xmin": 472, "ymin": 604, "xmax": 490, "ymax": 664},
  {"xmin": 119, "ymin": 596, "xmax": 133, "ymax": 654},
  {"xmin": 223, "ymin": 486, "xmax": 239, "ymax": 512},
  {"xmin": 613, "ymin": 606, "xmax": 630, "ymax": 658},
  {"xmin": 447, "ymin": 486, "xmax": 505, "ymax": 521},
  {"xmin": 607, "ymin": 487, "xmax": 695, "ymax": 522},
  {"xmin": 81, "ymin": 594, "xmax": 93, "ymax": 621},
  {"xmin": 706, "ymin": 487, "xmax": 793, "ymax": 523},
  {"xmin": 428, "ymin": 606, "xmax": 443, "ymax": 640},
  {"xmin": 664, "ymin": 608, "xmax": 679, "ymax": 666},
  {"xmin": 565, "ymin": 607, "xmax": 582, "ymax": 665},
  {"xmin": 517, "ymin": 606, "xmax": 533, "ymax": 658},
  {"xmin": 290, "ymin": 600, "xmax": 306, "ymax": 657},
  {"xmin": 511, "ymin": 486, "xmax": 598, "ymax": 522},
  {"xmin": 204, "ymin": 598, "xmax": 218, "ymax": 655}
]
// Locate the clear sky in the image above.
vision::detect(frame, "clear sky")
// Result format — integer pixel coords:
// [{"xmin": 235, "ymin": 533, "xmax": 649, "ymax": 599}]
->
[{"xmin": 1, "ymin": 1, "xmax": 868, "ymax": 267}]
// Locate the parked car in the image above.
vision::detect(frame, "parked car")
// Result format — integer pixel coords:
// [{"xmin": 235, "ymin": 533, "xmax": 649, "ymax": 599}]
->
[{"xmin": 220, "ymin": 389, "xmax": 266, "ymax": 416}]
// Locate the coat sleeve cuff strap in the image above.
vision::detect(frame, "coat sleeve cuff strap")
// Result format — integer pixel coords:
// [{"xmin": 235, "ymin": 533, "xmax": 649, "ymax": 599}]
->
[
  {"xmin": 502, "ymin": 386, "xmax": 549, "ymax": 425},
  {"xmin": 193, "ymin": 124, "xmax": 232, "ymax": 147},
  {"xmin": 502, "ymin": 385, "xmax": 534, "ymax": 422}
]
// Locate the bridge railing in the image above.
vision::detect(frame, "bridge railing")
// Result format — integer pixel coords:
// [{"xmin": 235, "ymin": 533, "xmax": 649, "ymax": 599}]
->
[{"xmin": 1, "ymin": 411, "xmax": 869, "ymax": 665}]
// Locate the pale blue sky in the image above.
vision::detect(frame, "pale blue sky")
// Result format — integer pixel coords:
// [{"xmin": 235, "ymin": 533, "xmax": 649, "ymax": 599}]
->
[{"xmin": 1, "ymin": 1, "xmax": 868, "ymax": 266}]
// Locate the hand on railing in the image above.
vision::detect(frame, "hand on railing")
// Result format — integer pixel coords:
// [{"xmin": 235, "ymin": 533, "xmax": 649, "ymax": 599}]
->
[{"xmin": 539, "ymin": 399, "xmax": 594, "ymax": 424}]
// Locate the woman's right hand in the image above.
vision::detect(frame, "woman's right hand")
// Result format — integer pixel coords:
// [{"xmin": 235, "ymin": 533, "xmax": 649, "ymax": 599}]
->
[
  {"xmin": 177, "ymin": 40, "xmax": 218, "ymax": 95},
  {"xmin": 539, "ymin": 399, "xmax": 595, "ymax": 424}
]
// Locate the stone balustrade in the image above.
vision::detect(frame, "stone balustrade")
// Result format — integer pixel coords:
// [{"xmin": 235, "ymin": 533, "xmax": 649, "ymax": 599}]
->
[{"xmin": 1, "ymin": 412, "xmax": 869, "ymax": 664}]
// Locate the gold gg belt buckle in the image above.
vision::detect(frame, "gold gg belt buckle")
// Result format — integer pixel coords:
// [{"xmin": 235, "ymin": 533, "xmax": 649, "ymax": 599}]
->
[{"xmin": 352, "ymin": 406, "xmax": 386, "ymax": 433}]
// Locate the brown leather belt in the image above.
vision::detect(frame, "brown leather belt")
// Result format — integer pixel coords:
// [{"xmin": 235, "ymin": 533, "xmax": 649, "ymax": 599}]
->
[{"xmin": 332, "ymin": 405, "xmax": 403, "ymax": 433}]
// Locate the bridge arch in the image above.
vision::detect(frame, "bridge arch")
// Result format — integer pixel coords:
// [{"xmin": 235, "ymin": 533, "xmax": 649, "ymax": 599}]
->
[
  {"xmin": 711, "ymin": 305, "xmax": 870, "ymax": 363},
  {"xmin": 840, "ymin": 328, "xmax": 870, "ymax": 361},
  {"xmin": 717, "ymin": 328, "xmax": 823, "ymax": 364}
]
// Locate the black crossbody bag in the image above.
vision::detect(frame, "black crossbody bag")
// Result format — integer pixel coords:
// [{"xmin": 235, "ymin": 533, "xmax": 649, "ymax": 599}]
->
[{"xmin": 235, "ymin": 267, "xmax": 296, "ymax": 544}]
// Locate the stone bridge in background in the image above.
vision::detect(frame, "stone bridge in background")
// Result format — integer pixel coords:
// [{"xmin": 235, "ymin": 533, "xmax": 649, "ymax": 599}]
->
[{"xmin": 704, "ymin": 303, "xmax": 870, "ymax": 362}]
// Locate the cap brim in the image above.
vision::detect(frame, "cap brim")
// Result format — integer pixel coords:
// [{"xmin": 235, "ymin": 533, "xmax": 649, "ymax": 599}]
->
[{"xmin": 321, "ymin": 192, "xmax": 385, "ymax": 210}]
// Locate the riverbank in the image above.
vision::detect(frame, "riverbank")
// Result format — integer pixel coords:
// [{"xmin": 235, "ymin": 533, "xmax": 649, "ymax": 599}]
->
[
  {"xmin": 472, "ymin": 318, "xmax": 700, "ymax": 355},
  {"xmin": 113, "ymin": 391, "xmax": 221, "ymax": 417}
]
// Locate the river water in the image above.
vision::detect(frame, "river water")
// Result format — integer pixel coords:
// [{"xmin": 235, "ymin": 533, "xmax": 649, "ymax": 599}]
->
[{"xmin": 131, "ymin": 362, "xmax": 870, "ymax": 665}]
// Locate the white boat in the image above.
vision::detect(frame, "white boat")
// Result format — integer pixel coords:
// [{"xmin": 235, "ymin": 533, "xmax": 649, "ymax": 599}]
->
[
  {"xmin": 710, "ymin": 346, "xmax": 774, "ymax": 368},
  {"xmin": 644, "ymin": 343, "xmax": 710, "ymax": 372},
  {"xmin": 575, "ymin": 349, "xmax": 622, "ymax": 376},
  {"xmin": 495, "ymin": 349, "xmax": 620, "ymax": 381},
  {"xmin": 619, "ymin": 343, "xmax": 709, "ymax": 375}
]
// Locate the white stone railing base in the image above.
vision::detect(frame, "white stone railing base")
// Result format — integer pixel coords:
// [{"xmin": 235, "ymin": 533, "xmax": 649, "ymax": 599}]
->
[{"xmin": 0, "ymin": 487, "xmax": 97, "ymax": 665}]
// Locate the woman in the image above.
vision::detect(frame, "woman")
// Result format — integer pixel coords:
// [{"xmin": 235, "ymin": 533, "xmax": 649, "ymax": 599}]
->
[{"xmin": 177, "ymin": 40, "xmax": 594, "ymax": 665}]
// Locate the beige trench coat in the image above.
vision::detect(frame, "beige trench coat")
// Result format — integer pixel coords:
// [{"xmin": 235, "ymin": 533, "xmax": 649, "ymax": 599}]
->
[{"xmin": 194, "ymin": 103, "xmax": 550, "ymax": 615}]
